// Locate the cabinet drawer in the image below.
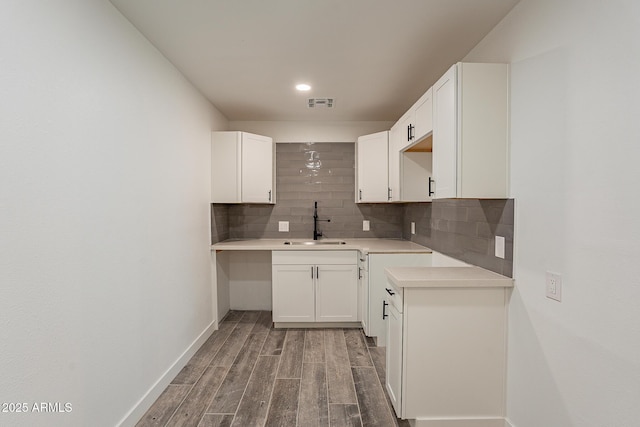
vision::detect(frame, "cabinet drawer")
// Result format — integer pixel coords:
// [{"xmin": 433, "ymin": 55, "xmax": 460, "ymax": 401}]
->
[
  {"xmin": 272, "ymin": 250, "xmax": 357, "ymax": 265},
  {"xmin": 384, "ymin": 279, "xmax": 404, "ymax": 313}
]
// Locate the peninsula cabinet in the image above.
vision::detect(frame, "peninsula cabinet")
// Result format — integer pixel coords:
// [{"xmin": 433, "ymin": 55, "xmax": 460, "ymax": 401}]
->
[
  {"xmin": 272, "ymin": 251, "xmax": 358, "ymax": 324},
  {"xmin": 356, "ymin": 131, "xmax": 389, "ymax": 203},
  {"xmin": 384, "ymin": 275, "xmax": 510, "ymax": 426},
  {"xmin": 432, "ymin": 62, "xmax": 509, "ymax": 199},
  {"xmin": 211, "ymin": 131, "xmax": 275, "ymax": 204}
]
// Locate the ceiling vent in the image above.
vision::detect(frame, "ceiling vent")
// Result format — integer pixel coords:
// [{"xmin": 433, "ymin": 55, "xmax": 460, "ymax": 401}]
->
[{"xmin": 307, "ymin": 98, "xmax": 334, "ymax": 108}]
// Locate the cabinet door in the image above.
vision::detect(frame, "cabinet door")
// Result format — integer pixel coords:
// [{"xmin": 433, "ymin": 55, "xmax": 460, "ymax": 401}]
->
[
  {"xmin": 457, "ymin": 62, "xmax": 509, "ymax": 198},
  {"xmin": 401, "ymin": 151, "xmax": 432, "ymax": 202},
  {"xmin": 413, "ymin": 87, "xmax": 433, "ymax": 141},
  {"xmin": 242, "ymin": 132, "xmax": 274, "ymax": 203},
  {"xmin": 356, "ymin": 131, "xmax": 389, "ymax": 203},
  {"xmin": 211, "ymin": 132, "xmax": 241, "ymax": 203},
  {"xmin": 388, "ymin": 122, "xmax": 404, "ymax": 202},
  {"xmin": 316, "ymin": 265, "xmax": 358, "ymax": 322},
  {"xmin": 272, "ymin": 265, "xmax": 315, "ymax": 322},
  {"xmin": 432, "ymin": 64, "xmax": 458, "ymax": 199},
  {"xmin": 396, "ymin": 112, "xmax": 415, "ymax": 152},
  {"xmin": 386, "ymin": 302, "xmax": 403, "ymax": 417}
]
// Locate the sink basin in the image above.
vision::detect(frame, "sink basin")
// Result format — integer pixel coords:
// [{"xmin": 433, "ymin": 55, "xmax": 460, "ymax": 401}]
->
[{"xmin": 284, "ymin": 241, "xmax": 347, "ymax": 245}]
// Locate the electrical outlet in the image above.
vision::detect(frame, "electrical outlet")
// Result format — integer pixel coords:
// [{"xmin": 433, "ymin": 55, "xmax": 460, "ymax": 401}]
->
[
  {"xmin": 363, "ymin": 220, "xmax": 370, "ymax": 231},
  {"xmin": 278, "ymin": 221, "xmax": 289, "ymax": 232},
  {"xmin": 495, "ymin": 236, "xmax": 505, "ymax": 259},
  {"xmin": 546, "ymin": 271, "xmax": 562, "ymax": 302},
  {"xmin": 411, "ymin": 222, "xmax": 416, "ymax": 235}
]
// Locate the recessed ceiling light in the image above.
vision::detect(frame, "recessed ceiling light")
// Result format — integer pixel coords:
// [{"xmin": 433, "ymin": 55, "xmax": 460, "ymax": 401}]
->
[{"xmin": 296, "ymin": 83, "xmax": 311, "ymax": 91}]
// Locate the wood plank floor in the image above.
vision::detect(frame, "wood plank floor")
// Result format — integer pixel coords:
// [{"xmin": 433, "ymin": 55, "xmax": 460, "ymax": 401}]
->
[{"xmin": 136, "ymin": 311, "xmax": 410, "ymax": 427}]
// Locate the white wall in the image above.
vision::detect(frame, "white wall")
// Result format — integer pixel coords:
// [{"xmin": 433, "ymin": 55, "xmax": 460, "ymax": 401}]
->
[
  {"xmin": 0, "ymin": 1, "xmax": 227, "ymax": 426},
  {"xmin": 464, "ymin": 0, "xmax": 640, "ymax": 426},
  {"xmin": 229, "ymin": 120, "xmax": 393, "ymax": 142}
]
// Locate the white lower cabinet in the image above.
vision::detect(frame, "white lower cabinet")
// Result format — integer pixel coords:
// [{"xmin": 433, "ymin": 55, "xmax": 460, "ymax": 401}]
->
[
  {"xmin": 385, "ymin": 280, "xmax": 508, "ymax": 424},
  {"xmin": 271, "ymin": 265, "xmax": 315, "ymax": 322},
  {"xmin": 315, "ymin": 265, "xmax": 358, "ymax": 322},
  {"xmin": 272, "ymin": 251, "xmax": 357, "ymax": 323}
]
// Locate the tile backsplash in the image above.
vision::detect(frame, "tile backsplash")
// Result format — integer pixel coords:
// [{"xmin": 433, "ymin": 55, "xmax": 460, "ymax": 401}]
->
[
  {"xmin": 403, "ymin": 199, "xmax": 514, "ymax": 277},
  {"xmin": 211, "ymin": 142, "xmax": 514, "ymax": 277},
  {"xmin": 211, "ymin": 204, "xmax": 229, "ymax": 243},
  {"xmin": 213, "ymin": 142, "xmax": 403, "ymax": 242}
]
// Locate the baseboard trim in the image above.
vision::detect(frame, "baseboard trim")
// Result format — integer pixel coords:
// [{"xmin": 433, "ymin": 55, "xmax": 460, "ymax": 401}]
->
[
  {"xmin": 274, "ymin": 321, "xmax": 361, "ymax": 329},
  {"xmin": 411, "ymin": 417, "xmax": 507, "ymax": 427},
  {"xmin": 116, "ymin": 319, "xmax": 218, "ymax": 427}
]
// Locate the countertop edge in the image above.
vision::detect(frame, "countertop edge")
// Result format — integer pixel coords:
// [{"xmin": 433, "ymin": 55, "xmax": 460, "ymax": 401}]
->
[
  {"xmin": 385, "ymin": 266, "xmax": 514, "ymax": 288},
  {"xmin": 210, "ymin": 238, "xmax": 433, "ymax": 254}
]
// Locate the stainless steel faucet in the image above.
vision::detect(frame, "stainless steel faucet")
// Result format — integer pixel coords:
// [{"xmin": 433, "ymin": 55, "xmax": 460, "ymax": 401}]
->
[{"xmin": 313, "ymin": 201, "xmax": 330, "ymax": 240}]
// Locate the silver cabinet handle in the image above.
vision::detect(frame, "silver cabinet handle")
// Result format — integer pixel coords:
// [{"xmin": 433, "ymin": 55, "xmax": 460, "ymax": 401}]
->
[
  {"xmin": 311, "ymin": 266, "xmax": 314, "ymax": 279},
  {"xmin": 382, "ymin": 301, "xmax": 388, "ymax": 319}
]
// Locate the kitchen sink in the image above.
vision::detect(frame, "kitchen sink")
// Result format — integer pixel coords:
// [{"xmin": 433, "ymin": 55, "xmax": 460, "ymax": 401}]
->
[{"xmin": 283, "ymin": 240, "xmax": 347, "ymax": 245}]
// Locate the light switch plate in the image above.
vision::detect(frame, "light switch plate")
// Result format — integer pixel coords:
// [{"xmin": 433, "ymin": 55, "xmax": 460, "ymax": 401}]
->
[
  {"xmin": 546, "ymin": 271, "xmax": 562, "ymax": 302},
  {"xmin": 363, "ymin": 220, "xmax": 370, "ymax": 231},
  {"xmin": 278, "ymin": 221, "xmax": 289, "ymax": 232},
  {"xmin": 411, "ymin": 222, "xmax": 416, "ymax": 235},
  {"xmin": 495, "ymin": 236, "xmax": 505, "ymax": 259}
]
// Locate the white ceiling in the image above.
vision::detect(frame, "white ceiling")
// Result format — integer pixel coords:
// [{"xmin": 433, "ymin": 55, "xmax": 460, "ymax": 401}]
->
[{"xmin": 109, "ymin": 0, "xmax": 519, "ymax": 122}]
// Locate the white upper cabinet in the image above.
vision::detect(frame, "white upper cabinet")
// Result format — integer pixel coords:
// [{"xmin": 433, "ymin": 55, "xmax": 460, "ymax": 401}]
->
[
  {"xmin": 432, "ymin": 66, "xmax": 458, "ymax": 199},
  {"xmin": 356, "ymin": 131, "xmax": 389, "ymax": 203},
  {"xmin": 388, "ymin": 86, "xmax": 434, "ymax": 203},
  {"xmin": 211, "ymin": 131, "xmax": 275, "ymax": 204},
  {"xmin": 432, "ymin": 63, "xmax": 509, "ymax": 199},
  {"xmin": 395, "ymin": 87, "xmax": 433, "ymax": 152},
  {"xmin": 388, "ymin": 121, "xmax": 404, "ymax": 202},
  {"xmin": 413, "ymin": 88, "xmax": 433, "ymax": 143},
  {"xmin": 241, "ymin": 132, "xmax": 274, "ymax": 203},
  {"xmin": 396, "ymin": 110, "xmax": 415, "ymax": 151}
]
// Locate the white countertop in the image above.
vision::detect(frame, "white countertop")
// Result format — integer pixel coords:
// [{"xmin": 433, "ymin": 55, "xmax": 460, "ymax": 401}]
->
[
  {"xmin": 385, "ymin": 266, "xmax": 513, "ymax": 288},
  {"xmin": 211, "ymin": 238, "xmax": 513, "ymax": 287},
  {"xmin": 211, "ymin": 238, "xmax": 432, "ymax": 254}
]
